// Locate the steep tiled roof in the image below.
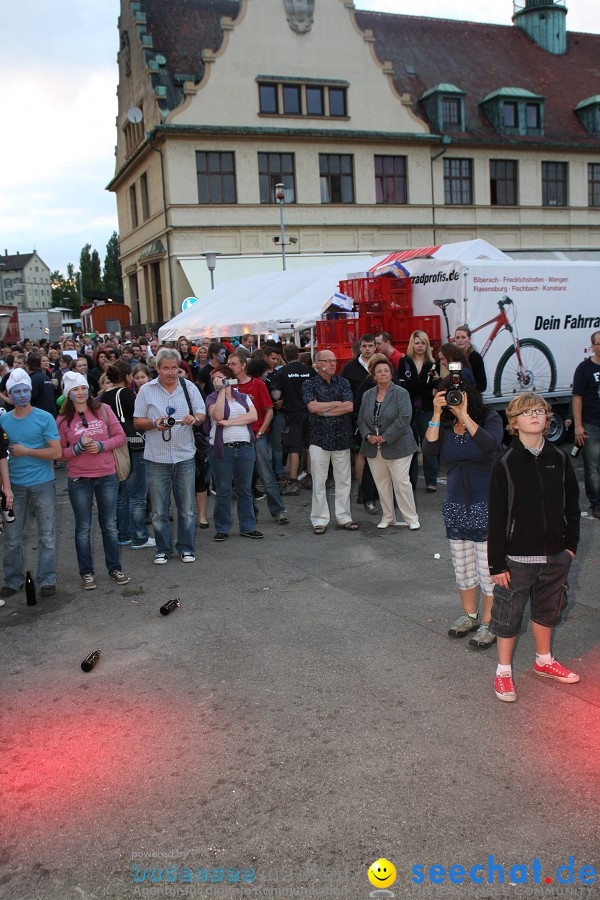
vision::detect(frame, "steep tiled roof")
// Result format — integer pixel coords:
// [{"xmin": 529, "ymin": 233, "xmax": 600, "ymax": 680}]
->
[
  {"xmin": 143, "ymin": 0, "xmax": 240, "ymax": 79},
  {"xmin": 138, "ymin": 1, "xmax": 600, "ymax": 145},
  {"xmin": 1, "ymin": 254, "xmax": 34, "ymax": 271},
  {"xmin": 354, "ymin": 10, "xmax": 600, "ymax": 146}
]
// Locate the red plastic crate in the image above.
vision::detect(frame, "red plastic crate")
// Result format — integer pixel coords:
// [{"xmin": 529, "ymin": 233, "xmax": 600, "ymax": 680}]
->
[
  {"xmin": 316, "ymin": 316, "xmax": 361, "ymax": 347},
  {"xmin": 339, "ymin": 276, "xmax": 412, "ymax": 312}
]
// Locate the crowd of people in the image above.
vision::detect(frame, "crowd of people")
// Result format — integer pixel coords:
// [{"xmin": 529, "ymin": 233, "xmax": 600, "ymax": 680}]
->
[{"xmin": 0, "ymin": 323, "xmax": 597, "ymax": 703}]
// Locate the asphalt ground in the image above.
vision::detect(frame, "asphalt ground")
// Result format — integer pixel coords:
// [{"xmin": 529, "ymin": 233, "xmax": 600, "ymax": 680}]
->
[{"xmin": 0, "ymin": 456, "xmax": 598, "ymax": 900}]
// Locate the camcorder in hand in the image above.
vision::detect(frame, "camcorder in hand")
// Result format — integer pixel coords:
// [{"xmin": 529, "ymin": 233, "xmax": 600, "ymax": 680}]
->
[{"xmin": 216, "ymin": 378, "xmax": 239, "ymax": 390}]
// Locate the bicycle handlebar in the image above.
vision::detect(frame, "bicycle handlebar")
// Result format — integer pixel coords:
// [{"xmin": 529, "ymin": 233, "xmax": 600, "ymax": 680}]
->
[{"xmin": 498, "ymin": 295, "xmax": 513, "ymax": 309}]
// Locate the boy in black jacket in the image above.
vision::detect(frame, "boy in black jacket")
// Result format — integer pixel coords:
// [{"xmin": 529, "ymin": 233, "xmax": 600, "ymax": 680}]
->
[{"xmin": 488, "ymin": 393, "xmax": 580, "ymax": 702}]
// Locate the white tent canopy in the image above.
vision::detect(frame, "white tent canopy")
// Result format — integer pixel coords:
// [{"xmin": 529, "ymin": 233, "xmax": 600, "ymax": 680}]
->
[{"xmin": 158, "ymin": 241, "xmax": 509, "ymax": 341}]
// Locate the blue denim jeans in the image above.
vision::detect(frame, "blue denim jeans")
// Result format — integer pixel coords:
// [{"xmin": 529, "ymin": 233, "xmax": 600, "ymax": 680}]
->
[
  {"xmin": 410, "ymin": 409, "xmax": 439, "ymax": 488},
  {"xmin": 3, "ymin": 479, "xmax": 57, "ymax": 589},
  {"xmin": 254, "ymin": 434, "xmax": 285, "ymax": 517},
  {"xmin": 582, "ymin": 422, "xmax": 600, "ymax": 509},
  {"xmin": 67, "ymin": 474, "xmax": 121, "ymax": 576},
  {"xmin": 117, "ymin": 450, "xmax": 150, "ymax": 545},
  {"xmin": 268, "ymin": 413, "xmax": 285, "ymax": 478},
  {"xmin": 146, "ymin": 457, "xmax": 196, "ymax": 555},
  {"xmin": 209, "ymin": 443, "xmax": 256, "ymax": 533}
]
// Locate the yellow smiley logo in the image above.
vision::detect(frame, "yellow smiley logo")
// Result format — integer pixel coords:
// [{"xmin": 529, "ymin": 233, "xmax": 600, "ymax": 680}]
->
[{"xmin": 368, "ymin": 858, "xmax": 396, "ymax": 888}]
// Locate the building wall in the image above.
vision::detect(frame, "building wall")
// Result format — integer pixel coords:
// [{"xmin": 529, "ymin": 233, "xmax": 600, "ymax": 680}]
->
[
  {"xmin": 112, "ymin": 0, "xmax": 600, "ymax": 326},
  {"xmin": 0, "ymin": 254, "xmax": 52, "ymax": 311}
]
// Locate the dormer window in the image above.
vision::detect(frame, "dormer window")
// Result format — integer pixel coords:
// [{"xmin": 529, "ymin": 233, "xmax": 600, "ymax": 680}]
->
[
  {"xmin": 420, "ymin": 84, "xmax": 466, "ymax": 133},
  {"xmin": 575, "ymin": 96, "xmax": 600, "ymax": 137},
  {"xmin": 482, "ymin": 89, "xmax": 544, "ymax": 136}
]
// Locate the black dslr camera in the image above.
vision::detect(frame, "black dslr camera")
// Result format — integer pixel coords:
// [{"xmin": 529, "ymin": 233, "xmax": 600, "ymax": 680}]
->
[{"xmin": 445, "ymin": 362, "xmax": 465, "ymax": 406}]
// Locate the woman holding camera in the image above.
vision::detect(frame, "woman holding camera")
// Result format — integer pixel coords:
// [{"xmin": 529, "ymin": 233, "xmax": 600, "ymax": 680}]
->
[
  {"xmin": 423, "ymin": 373, "xmax": 503, "ymax": 648},
  {"xmin": 206, "ymin": 366, "xmax": 260, "ymax": 542}
]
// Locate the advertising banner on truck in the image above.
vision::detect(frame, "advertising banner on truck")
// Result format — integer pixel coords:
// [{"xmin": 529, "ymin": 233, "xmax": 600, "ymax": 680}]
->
[{"xmin": 406, "ymin": 259, "xmax": 599, "ymax": 400}]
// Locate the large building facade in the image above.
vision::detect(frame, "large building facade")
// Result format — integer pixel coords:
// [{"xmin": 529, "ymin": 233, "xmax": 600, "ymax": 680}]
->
[
  {"xmin": 0, "ymin": 251, "xmax": 53, "ymax": 312},
  {"xmin": 108, "ymin": 0, "xmax": 600, "ymax": 325}
]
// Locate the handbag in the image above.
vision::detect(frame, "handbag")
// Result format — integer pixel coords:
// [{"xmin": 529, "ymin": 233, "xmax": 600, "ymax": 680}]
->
[
  {"xmin": 99, "ymin": 404, "xmax": 131, "ymax": 481},
  {"xmin": 179, "ymin": 378, "xmax": 210, "ymax": 458}
]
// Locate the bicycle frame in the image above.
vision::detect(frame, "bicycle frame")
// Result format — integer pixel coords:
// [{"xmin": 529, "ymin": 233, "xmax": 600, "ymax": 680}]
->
[{"xmin": 470, "ymin": 304, "xmax": 512, "ymax": 359}]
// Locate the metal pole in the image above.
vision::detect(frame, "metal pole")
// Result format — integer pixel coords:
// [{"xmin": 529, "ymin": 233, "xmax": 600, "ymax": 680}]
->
[{"xmin": 279, "ymin": 201, "xmax": 287, "ymax": 271}]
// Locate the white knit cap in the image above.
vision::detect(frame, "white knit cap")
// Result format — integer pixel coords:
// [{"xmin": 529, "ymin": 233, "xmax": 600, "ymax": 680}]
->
[
  {"xmin": 62, "ymin": 371, "xmax": 88, "ymax": 398},
  {"xmin": 6, "ymin": 368, "xmax": 32, "ymax": 393}
]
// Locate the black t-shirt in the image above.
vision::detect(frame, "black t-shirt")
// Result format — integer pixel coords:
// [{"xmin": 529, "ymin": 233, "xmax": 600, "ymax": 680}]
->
[
  {"xmin": 572, "ymin": 357, "xmax": 600, "ymax": 424},
  {"xmin": 101, "ymin": 386, "xmax": 143, "ymax": 445},
  {"xmin": 197, "ymin": 362, "xmax": 218, "ymax": 393},
  {"xmin": 270, "ymin": 361, "xmax": 316, "ymax": 413},
  {"xmin": 30, "ymin": 370, "xmax": 57, "ymax": 418}
]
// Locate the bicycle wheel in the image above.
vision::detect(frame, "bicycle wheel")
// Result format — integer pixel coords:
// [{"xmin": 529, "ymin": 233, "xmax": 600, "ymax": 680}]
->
[{"xmin": 493, "ymin": 338, "xmax": 557, "ymax": 396}]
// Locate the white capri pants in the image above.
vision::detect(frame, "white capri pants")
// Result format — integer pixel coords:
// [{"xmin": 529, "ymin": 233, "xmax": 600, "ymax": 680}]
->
[{"xmin": 449, "ymin": 539, "xmax": 495, "ymax": 595}]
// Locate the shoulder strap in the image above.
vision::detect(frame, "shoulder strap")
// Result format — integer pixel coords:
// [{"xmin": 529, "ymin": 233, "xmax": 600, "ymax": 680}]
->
[
  {"xmin": 99, "ymin": 403, "xmax": 112, "ymax": 437},
  {"xmin": 179, "ymin": 377, "xmax": 193, "ymax": 416}
]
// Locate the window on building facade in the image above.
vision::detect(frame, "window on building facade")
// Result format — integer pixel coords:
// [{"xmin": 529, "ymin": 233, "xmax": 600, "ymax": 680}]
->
[
  {"xmin": 442, "ymin": 97, "xmax": 461, "ymax": 130},
  {"xmin": 526, "ymin": 103, "xmax": 541, "ymax": 130},
  {"xmin": 129, "ymin": 184, "xmax": 139, "ymax": 228},
  {"xmin": 374, "ymin": 155, "xmax": 408, "ymax": 204},
  {"xmin": 283, "ymin": 85, "xmax": 301, "ymax": 115},
  {"xmin": 258, "ymin": 153, "xmax": 296, "ymax": 203},
  {"xmin": 328, "ymin": 88, "xmax": 347, "ymax": 117},
  {"xmin": 444, "ymin": 158, "xmax": 473, "ymax": 205},
  {"xmin": 196, "ymin": 152, "xmax": 237, "ymax": 204},
  {"xmin": 319, "ymin": 154, "xmax": 354, "ymax": 203},
  {"xmin": 140, "ymin": 172, "xmax": 150, "ymax": 221},
  {"xmin": 490, "ymin": 160, "xmax": 518, "ymax": 205},
  {"xmin": 306, "ymin": 86, "xmax": 324, "ymax": 116},
  {"xmin": 259, "ymin": 83, "xmax": 278, "ymax": 114},
  {"xmin": 542, "ymin": 161, "xmax": 567, "ymax": 206},
  {"xmin": 588, "ymin": 163, "xmax": 600, "ymax": 207},
  {"xmin": 124, "ymin": 112, "xmax": 144, "ymax": 157},
  {"xmin": 503, "ymin": 102, "xmax": 518, "ymax": 129},
  {"xmin": 258, "ymin": 81, "xmax": 348, "ymax": 119}
]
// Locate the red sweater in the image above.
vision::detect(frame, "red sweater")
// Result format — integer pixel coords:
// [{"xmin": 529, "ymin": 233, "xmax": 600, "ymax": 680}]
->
[{"xmin": 57, "ymin": 403, "xmax": 126, "ymax": 478}]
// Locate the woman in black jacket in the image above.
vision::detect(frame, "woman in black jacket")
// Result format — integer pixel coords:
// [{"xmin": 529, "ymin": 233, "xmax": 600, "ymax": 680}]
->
[
  {"xmin": 397, "ymin": 330, "xmax": 438, "ymax": 492},
  {"xmin": 454, "ymin": 325, "xmax": 487, "ymax": 392}
]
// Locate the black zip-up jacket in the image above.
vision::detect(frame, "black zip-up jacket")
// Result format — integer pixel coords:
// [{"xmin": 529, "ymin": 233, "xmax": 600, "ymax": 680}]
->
[{"xmin": 487, "ymin": 438, "xmax": 580, "ymax": 574}]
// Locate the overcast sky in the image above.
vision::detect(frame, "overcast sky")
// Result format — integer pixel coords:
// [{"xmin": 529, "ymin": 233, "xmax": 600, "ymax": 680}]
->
[{"xmin": 1, "ymin": 0, "xmax": 598, "ymax": 275}]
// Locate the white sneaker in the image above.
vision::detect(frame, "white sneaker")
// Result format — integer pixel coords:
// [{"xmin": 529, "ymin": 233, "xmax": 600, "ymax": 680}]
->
[
  {"xmin": 377, "ymin": 521, "xmax": 394, "ymax": 529},
  {"xmin": 180, "ymin": 552, "xmax": 196, "ymax": 563},
  {"xmin": 131, "ymin": 537, "xmax": 156, "ymax": 549},
  {"xmin": 0, "ymin": 598, "xmax": 5, "ymax": 607},
  {"xmin": 409, "ymin": 522, "xmax": 421, "ymax": 530},
  {"xmin": 154, "ymin": 553, "xmax": 168, "ymax": 565}
]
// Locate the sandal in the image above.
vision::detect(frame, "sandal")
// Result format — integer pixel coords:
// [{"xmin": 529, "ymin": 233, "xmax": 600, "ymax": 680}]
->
[
  {"xmin": 336, "ymin": 521, "xmax": 360, "ymax": 531},
  {"xmin": 313, "ymin": 525, "xmax": 327, "ymax": 535}
]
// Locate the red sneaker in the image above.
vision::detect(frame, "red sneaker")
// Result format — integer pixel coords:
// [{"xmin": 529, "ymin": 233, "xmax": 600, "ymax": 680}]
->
[
  {"xmin": 534, "ymin": 660, "xmax": 580, "ymax": 684},
  {"xmin": 494, "ymin": 672, "xmax": 517, "ymax": 702}
]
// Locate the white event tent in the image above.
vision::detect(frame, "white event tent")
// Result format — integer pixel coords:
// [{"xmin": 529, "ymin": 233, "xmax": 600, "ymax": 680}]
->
[{"xmin": 158, "ymin": 240, "xmax": 509, "ymax": 342}]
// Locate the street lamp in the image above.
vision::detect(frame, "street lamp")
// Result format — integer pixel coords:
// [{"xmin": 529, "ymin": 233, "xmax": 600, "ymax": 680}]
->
[
  {"xmin": 275, "ymin": 182, "xmax": 287, "ymax": 271},
  {"xmin": 202, "ymin": 251, "xmax": 221, "ymax": 290}
]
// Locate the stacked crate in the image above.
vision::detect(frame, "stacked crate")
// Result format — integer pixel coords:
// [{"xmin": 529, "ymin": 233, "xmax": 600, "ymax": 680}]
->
[{"xmin": 316, "ymin": 275, "xmax": 441, "ymax": 369}]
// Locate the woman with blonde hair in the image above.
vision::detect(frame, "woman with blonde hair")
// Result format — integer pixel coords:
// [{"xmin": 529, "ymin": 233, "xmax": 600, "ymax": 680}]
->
[{"xmin": 397, "ymin": 330, "xmax": 439, "ymax": 492}]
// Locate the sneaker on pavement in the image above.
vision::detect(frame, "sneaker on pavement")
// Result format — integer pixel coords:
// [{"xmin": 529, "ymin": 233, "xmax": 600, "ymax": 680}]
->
[
  {"xmin": 409, "ymin": 522, "xmax": 421, "ymax": 530},
  {"xmin": 364, "ymin": 501, "xmax": 378, "ymax": 515},
  {"xmin": 494, "ymin": 672, "xmax": 517, "ymax": 702},
  {"xmin": 448, "ymin": 613, "xmax": 480, "ymax": 637},
  {"xmin": 534, "ymin": 659, "xmax": 580, "ymax": 683},
  {"xmin": 154, "ymin": 553, "xmax": 169, "ymax": 565},
  {"xmin": 275, "ymin": 512, "xmax": 289, "ymax": 525},
  {"xmin": 240, "ymin": 530, "xmax": 264, "ymax": 539},
  {"xmin": 281, "ymin": 480, "xmax": 299, "ymax": 496},
  {"xmin": 110, "ymin": 570, "xmax": 131, "ymax": 585},
  {"xmin": 214, "ymin": 532, "xmax": 229, "ymax": 542},
  {"xmin": 469, "ymin": 622, "xmax": 497, "ymax": 649},
  {"xmin": 180, "ymin": 552, "xmax": 196, "ymax": 563},
  {"xmin": 118, "ymin": 539, "xmax": 132, "ymax": 546},
  {"xmin": 82, "ymin": 574, "xmax": 96, "ymax": 590},
  {"xmin": 40, "ymin": 586, "xmax": 56, "ymax": 598},
  {"xmin": 0, "ymin": 584, "xmax": 22, "ymax": 598},
  {"xmin": 0, "ymin": 598, "xmax": 4, "ymax": 607},
  {"xmin": 131, "ymin": 537, "xmax": 156, "ymax": 549}
]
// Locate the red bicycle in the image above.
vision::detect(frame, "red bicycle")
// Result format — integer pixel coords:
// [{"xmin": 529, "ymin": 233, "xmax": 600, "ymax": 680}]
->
[{"xmin": 434, "ymin": 294, "xmax": 557, "ymax": 396}]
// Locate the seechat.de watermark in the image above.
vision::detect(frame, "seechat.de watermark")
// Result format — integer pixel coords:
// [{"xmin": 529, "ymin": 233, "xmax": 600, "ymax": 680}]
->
[{"xmin": 411, "ymin": 855, "xmax": 596, "ymax": 888}]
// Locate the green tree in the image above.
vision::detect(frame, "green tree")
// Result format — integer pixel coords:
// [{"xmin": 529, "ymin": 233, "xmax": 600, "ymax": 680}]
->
[
  {"xmin": 51, "ymin": 269, "xmax": 81, "ymax": 316},
  {"xmin": 79, "ymin": 244, "xmax": 93, "ymax": 293},
  {"xmin": 103, "ymin": 232, "xmax": 122, "ymax": 296}
]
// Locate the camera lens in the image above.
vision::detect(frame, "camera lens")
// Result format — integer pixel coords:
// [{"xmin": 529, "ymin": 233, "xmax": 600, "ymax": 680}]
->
[
  {"xmin": 446, "ymin": 388, "xmax": 464, "ymax": 406},
  {"xmin": 166, "ymin": 416, "xmax": 176, "ymax": 427}
]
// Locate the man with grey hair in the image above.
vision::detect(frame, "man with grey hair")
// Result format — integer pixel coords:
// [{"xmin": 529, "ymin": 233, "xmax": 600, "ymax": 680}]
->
[{"xmin": 134, "ymin": 348, "xmax": 206, "ymax": 564}]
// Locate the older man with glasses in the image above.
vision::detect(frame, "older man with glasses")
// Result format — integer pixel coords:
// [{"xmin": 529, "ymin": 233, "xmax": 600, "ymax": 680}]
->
[
  {"xmin": 301, "ymin": 350, "xmax": 358, "ymax": 535},
  {"xmin": 134, "ymin": 348, "xmax": 205, "ymax": 564}
]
